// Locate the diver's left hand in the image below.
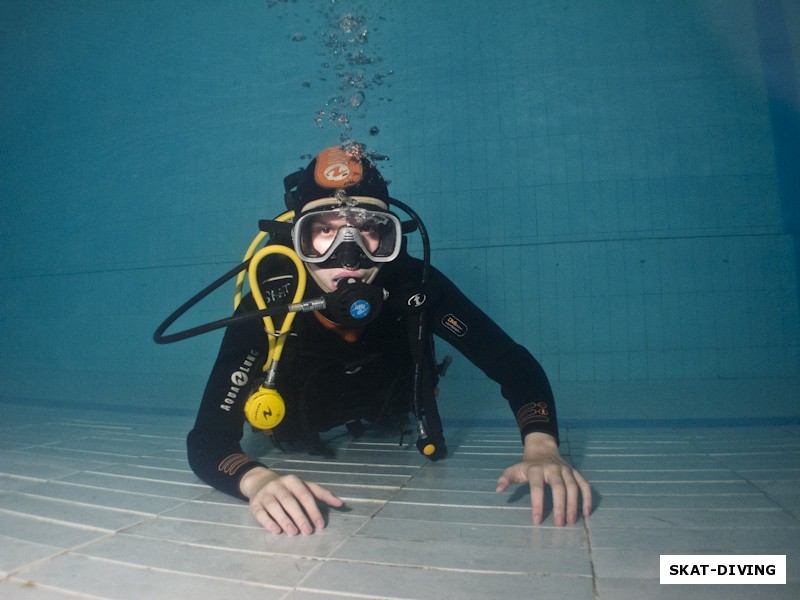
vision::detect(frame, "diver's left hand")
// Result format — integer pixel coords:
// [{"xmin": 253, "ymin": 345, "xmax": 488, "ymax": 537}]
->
[{"xmin": 496, "ymin": 432, "xmax": 592, "ymax": 526}]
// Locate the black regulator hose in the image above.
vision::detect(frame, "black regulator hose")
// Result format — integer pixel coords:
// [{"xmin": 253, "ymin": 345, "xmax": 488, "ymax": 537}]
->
[
  {"xmin": 389, "ymin": 198, "xmax": 446, "ymax": 459},
  {"xmin": 390, "ymin": 198, "xmax": 429, "ymax": 281},
  {"xmin": 153, "ymin": 258, "xmax": 262, "ymax": 344},
  {"xmin": 153, "ymin": 264, "xmax": 387, "ymax": 344}
]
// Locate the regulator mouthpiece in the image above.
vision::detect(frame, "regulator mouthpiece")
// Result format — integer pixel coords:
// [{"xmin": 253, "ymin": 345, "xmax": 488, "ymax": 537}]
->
[{"xmin": 324, "ymin": 278, "xmax": 388, "ymax": 327}]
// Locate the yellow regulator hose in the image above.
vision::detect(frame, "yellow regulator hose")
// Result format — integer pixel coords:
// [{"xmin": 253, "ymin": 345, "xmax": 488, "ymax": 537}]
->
[{"xmin": 239, "ymin": 212, "xmax": 307, "ymax": 430}]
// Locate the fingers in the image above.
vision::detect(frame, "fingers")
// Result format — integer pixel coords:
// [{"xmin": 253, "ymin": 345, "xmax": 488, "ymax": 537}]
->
[
  {"xmin": 545, "ymin": 466, "xmax": 567, "ymax": 526},
  {"xmin": 499, "ymin": 462, "xmax": 592, "ymax": 527},
  {"xmin": 251, "ymin": 504, "xmax": 282, "ymax": 535},
  {"xmin": 543, "ymin": 465, "xmax": 588, "ymax": 527},
  {"xmin": 495, "ymin": 469, "xmax": 515, "ymax": 493},
  {"xmin": 495, "ymin": 476, "xmax": 510, "ymax": 494},
  {"xmin": 252, "ymin": 495, "xmax": 304, "ymax": 535},
  {"xmin": 307, "ymin": 480, "xmax": 345, "ymax": 508},
  {"xmin": 250, "ymin": 475, "xmax": 342, "ymax": 536},
  {"xmin": 527, "ymin": 466, "xmax": 546, "ymax": 525},
  {"xmin": 496, "ymin": 463, "xmax": 527, "ymax": 494},
  {"xmin": 574, "ymin": 469, "xmax": 593, "ymax": 517},
  {"xmin": 561, "ymin": 467, "xmax": 580, "ymax": 526}
]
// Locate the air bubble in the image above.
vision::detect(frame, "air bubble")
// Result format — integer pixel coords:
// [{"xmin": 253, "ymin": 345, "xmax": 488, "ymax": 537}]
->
[
  {"xmin": 349, "ymin": 91, "xmax": 365, "ymax": 107},
  {"xmin": 280, "ymin": 2, "xmax": 394, "ymax": 138}
]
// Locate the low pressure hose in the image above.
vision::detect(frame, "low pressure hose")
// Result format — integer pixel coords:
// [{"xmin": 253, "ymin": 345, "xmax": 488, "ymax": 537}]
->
[
  {"xmin": 389, "ymin": 198, "xmax": 445, "ymax": 460},
  {"xmin": 241, "ymin": 244, "xmax": 307, "ymax": 430}
]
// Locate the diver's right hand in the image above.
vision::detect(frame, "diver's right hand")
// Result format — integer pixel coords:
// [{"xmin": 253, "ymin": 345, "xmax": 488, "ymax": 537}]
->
[{"xmin": 239, "ymin": 467, "xmax": 343, "ymax": 535}]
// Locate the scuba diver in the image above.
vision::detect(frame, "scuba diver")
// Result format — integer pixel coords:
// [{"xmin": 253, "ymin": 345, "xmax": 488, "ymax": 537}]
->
[{"xmin": 162, "ymin": 144, "xmax": 592, "ymax": 536}]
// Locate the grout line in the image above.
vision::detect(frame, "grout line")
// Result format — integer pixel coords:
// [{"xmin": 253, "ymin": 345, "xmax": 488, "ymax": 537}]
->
[
  {"xmin": 290, "ymin": 456, "xmax": 429, "ymax": 596},
  {"xmin": 3, "ymin": 491, "xmax": 162, "ymax": 518},
  {"xmin": 80, "ymin": 469, "xmax": 208, "ymax": 486},
  {"xmin": 566, "ymin": 428, "xmax": 601, "ymax": 599},
  {"xmin": 65, "ymin": 552, "xmax": 295, "ymax": 592},
  {"xmin": 5, "ymin": 576, "xmax": 111, "ymax": 600},
  {"xmin": 583, "ymin": 523, "xmax": 600, "ymax": 600},
  {"xmin": 0, "ymin": 508, "xmax": 116, "ymax": 534},
  {"xmin": 291, "ymin": 585, "xmax": 418, "ymax": 600}
]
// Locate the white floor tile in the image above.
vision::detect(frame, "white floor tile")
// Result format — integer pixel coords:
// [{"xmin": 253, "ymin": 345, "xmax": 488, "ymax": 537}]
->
[
  {"xmin": 0, "ymin": 452, "xmax": 109, "ymax": 480},
  {"xmin": 586, "ymin": 507, "xmax": 798, "ymax": 529},
  {"xmin": 0, "ymin": 535, "xmax": 63, "ymax": 577},
  {"xmin": 0, "ymin": 474, "xmax": 45, "ymax": 493},
  {"xmin": 300, "ymin": 561, "xmax": 594, "ymax": 599},
  {"xmin": 75, "ymin": 534, "xmax": 321, "ymax": 587},
  {"xmin": 0, "ymin": 579, "xmax": 83, "ymax": 600},
  {"xmin": 14, "ymin": 480, "xmax": 188, "ymax": 515},
  {"xmin": 589, "ymin": 525, "xmax": 800, "ymax": 553},
  {"xmin": 56, "ymin": 470, "xmax": 207, "ymax": 500},
  {"xmin": 0, "ymin": 511, "xmax": 110, "ymax": 548},
  {"xmin": 376, "ymin": 500, "xmax": 539, "ymax": 527},
  {"xmin": 355, "ymin": 515, "xmax": 587, "ymax": 549},
  {"xmin": 331, "ymin": 534, "xmax": 593, "ymax": 575},
  {"xmin": 123, "ymin": 516, "xmax": 348, "ymax": 558},
  {"xmin": 0, "ymin": 492, "xmax": 147, "ymax": 531},
  {"xmin": 596, "ymin": 577, "xmax": 800, "ymax": 600},
  {"xmin": 0, "ymin": 404, "xmax": 797, "ymax": 599},
  {"xmin": 14, "ymin": 554, "xmax": 289, "ymax": 600},
  {"xmin": 592, "ymin": 492, "xmax": 778, "ymax": 510}
]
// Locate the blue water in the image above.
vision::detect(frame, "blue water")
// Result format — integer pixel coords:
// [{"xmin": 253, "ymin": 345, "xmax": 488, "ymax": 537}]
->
[{"xmin": 1, "ymin": 0, "xmax": 798, "ymax": 425}]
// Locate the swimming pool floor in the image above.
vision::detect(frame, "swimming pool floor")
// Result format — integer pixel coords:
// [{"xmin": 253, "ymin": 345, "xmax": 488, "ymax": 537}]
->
[{"xmin": 0, "ymin": 402, "xmax": 798, "ymax": 599}]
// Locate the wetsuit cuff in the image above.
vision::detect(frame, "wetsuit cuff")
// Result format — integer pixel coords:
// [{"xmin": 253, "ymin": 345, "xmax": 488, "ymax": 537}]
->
[{"xmin": 515, "ymin": 401, "xmax": 559, "ymax": 445}]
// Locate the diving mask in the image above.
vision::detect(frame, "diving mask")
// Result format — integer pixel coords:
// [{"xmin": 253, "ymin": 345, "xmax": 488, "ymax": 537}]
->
[{"xmin": 293, "ymin": 197, "xmax": 402, "ymax": 267}]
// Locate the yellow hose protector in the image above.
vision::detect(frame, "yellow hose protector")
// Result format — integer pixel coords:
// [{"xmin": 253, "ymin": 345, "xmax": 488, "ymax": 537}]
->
[
  {"xmin": 234, "ymin": 231, "xmax": 268, "ymax": 309},
  {"xmin": 247, "ymin": 244, "xmax": 306, "ymax": 369},
  {"xmin": 234, "ymin": 210, "xmax": 294, "ymax": 309},
  {"xmin": 239, "ymin": 213, "xmax": 305, "ymax": 431}
]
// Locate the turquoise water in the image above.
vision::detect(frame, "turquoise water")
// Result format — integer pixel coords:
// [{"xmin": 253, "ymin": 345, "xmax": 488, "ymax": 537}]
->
[
  {"xmin": 2, "ymin": 6, "xmax": 798, "ymax": 596},
  {"xmin": 1, "ymin": 0, "xmax": 798, "ymax": 424}
]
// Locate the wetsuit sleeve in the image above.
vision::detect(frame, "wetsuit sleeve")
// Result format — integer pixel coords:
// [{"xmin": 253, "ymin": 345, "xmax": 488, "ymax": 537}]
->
[
  {"xmin": 186, "ymin": 294, "xmax": 269, "ymax": 499},
  {"xmin": 427, "ymin": 266, "xmax": 560, "ymax": 445}
]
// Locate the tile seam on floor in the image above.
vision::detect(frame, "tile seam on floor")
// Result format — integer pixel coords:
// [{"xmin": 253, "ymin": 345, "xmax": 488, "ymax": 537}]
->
[
  {"xmin": 290, "ymin": 585, "xmax": 418, "ymax": 600},
  {"xmin": 5, "ymin": 576, "xmax": 109, "ymax": 600},
  {"xmin": 5, "ymin": 528, "xmax": 118, "ymax": 583},
  {"xmin": 67, "ymin": 552, "xmax": 298, "ymax": 591},
  {"xmin": 90, "ymin": 477, "xmax": 204, "ymax": 490},
  {"xmin": 140, "ymin": 513, "xmax": 259, "ymax": 530},
  {"xmin": 80, "ymin": 529, "xmax": 338, "ymax": 564},
  {"xmin": 3, "ymin": 490, "xmax": 166, "ymax": 519},
  {"xmin": 0, "ymin": 507, "xmax": 118, "ymax": 533},
  {"xmin": 583, "ymin": 521, "xmax": 600, "ymax": 600},
  {"xmin": 297, "ymin": 555, "xmax": 598, "ymax": 577},
  {"xmin": 32, "ymin": 478, "xmax": 207, "ymax": 503},
  {"xmin": 725, "ymin": 468, "xmax": 800, "ymax": 522},
  {"xmin": 290, "ymin": 460, "xmax": 421, "ymax": 593},
  {"xmin": 567, "ymin": 428, "xmax": 601, "ymax": 600}
]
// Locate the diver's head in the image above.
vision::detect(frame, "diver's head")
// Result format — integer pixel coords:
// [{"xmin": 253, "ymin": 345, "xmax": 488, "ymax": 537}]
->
[{"xmin": 288, "ymin": 144, "xmax": 400, "ymax": 293}]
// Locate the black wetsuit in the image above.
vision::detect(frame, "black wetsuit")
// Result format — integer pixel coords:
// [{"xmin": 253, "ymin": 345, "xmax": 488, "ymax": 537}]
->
[{"xmin": 187, "ymin": 251, "xmax": 559, "ymax": 499}]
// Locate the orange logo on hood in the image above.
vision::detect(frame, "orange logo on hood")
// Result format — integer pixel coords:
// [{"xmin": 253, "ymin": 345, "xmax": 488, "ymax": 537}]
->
[{"xmin": 314, "ymin": 146, "xmax": 364, "ymax": 188}]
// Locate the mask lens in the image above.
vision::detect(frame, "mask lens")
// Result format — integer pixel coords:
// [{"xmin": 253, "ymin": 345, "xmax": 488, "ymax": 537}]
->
[
  {"xmin": 307, "ymin": 217, "xmax": 342, "ymax": 256},
  {"xmin": 294, "ymin": 206, "xmax": 401, "ymax": 263}
]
